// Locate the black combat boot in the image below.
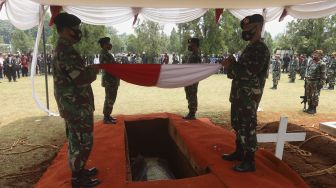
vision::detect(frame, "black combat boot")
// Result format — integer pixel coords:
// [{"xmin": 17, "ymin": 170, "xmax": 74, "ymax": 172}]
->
[
  {"xmin": 183, "ymin": 112, "xmax": 196, "ymax": 120},
  {"xmin": 103, "ymin": 115, "xmax": 117, "ymax": 124},
  {"xmin": 307, "ymin": 106, "xmax": 316, "ymax": 114},
  {"xmin": 222, "ymin": 140, "xmax": 244, "ymax": 161},
  {"xmin": 72, "ymin": 170, "xmax": 100, "ymax": 187},
  {"xmin": 82, "ymin": 167, "xmax": 98, "ymax": 177},
  {"xmin": 232, "ymin": 151, "xmax": 256, "ymax": 172}
]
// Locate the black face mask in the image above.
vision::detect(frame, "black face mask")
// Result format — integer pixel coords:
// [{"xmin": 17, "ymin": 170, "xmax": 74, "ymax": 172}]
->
[
  {"xmin": 71, "ymin": 28, "xmax": 82, "ymax": 42},
  {"xmin": 242, "ymin": 30, "xmax": 255, "ymax": 41}
]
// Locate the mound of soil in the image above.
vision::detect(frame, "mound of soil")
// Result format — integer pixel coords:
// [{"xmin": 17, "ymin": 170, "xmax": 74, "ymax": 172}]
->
[{"xmin": 257, "ymin": 122, "xmax": 336, "ymax": 188}]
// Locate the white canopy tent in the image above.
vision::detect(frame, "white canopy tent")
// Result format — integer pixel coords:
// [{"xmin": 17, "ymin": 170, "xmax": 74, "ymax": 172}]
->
[{"xmin": 0, "ymin": 0, "xmax": 335, "ymax": 115}]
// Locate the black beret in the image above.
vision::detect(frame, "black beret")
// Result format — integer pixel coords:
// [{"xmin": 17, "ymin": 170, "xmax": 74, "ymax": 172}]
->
[
  {"xmin": 188, "ymin": 37, "xmax": 200, "ymax": 46},
  {"xmin": 240, "ymin": 14, "xmax": 264, "ymax": 28},
  {"xmin": 98, "ymin": 37, "xmax": 111, "ymax": 45},
  {"xmin": 54, "ymin": 13, "xmax": 81, "ymax": 28}
]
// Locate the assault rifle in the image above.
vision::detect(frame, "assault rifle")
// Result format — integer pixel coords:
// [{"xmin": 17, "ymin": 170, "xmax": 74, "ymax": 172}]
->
[{"xmin": 300, "ymin": 78, "xmax": 307, "ymax": 111}]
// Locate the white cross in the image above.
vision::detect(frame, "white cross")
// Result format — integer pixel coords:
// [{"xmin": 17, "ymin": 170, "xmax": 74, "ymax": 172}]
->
[{"xmin": 257, "ymin": 117, "xmax": 306, "ymax": 160}]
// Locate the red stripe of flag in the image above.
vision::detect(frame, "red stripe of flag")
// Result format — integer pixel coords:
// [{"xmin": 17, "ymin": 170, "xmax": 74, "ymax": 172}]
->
[{"xmin": 95, "ymin": 64, "xmax": 162, "ymax": 86}]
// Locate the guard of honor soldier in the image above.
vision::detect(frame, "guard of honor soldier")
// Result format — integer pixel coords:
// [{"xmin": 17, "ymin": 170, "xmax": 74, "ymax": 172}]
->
[
  {"xmin": 304, "ymin": 50, "xmax": 327, "ymax": 114},
  {"xmin": 271, "ymin": 55, "xmax": 281, "ymax": 89},
  {"xmin": 183, "ymin": 37, "xmax": 202, "ymax": 120},
  {"xmin": 221, "ymin": 14, "xmax": 270, "ymax": 172},
  {"xmin": 98, "ymin": 37, "xmax": 120, "ymax": 124},
  {"xmin": 52, "ymin": 13, "xmax": 100, "ymax": 187},
  {"xmin": 299, "ymin": 54, "xmax": 307, "ymax": 80},
  {"xmin": 326, "ymin": 52, "xmax": 336, "ymax": 90},
  {"xmin": 289, "ymin": 54, "xmax": 299, "ymax": 83}
]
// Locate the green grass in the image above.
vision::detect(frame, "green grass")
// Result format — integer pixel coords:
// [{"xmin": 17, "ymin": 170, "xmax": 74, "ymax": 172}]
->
[{"xmin": 0, "ymin": 73, "xmax": 335, "ymax": 128}]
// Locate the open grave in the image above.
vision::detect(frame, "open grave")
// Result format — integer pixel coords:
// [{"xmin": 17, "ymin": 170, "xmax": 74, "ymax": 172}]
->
[{"xmin": 35, "ymin": 113, "xmax": 307, "ymax": 188}]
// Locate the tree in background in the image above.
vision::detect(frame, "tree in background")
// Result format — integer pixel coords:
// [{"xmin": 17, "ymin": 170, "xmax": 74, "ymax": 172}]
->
[
  {"xmin": 107, "ymin": 27, "xmax": 124, "ymax": 54},
  {"xmin": 168, "ymin": 28, "xmax": 180, "ymax": 54},
  {"xmin": 273, "ymin": 15, "xmax": 336, "ymax": 55},
  {"xmin": 11, "ymin": 29, "xmax": 34, "ymax": 54}
]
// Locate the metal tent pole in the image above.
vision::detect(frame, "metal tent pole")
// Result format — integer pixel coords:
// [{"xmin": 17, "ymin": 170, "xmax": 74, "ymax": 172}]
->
[{"xmin": 42, "ymin": 25, "xmax": 50, "ymax": 110}]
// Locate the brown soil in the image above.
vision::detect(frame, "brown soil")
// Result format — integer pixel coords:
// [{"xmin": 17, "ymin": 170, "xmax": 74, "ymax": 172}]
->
[{"xmin": 257, "ymin": 122, "xmax": 336, "ymax": 188}]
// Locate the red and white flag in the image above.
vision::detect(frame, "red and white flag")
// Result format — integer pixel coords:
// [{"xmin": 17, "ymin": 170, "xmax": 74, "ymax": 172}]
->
[{"xmin": 95, "ymin": 64, "xmax": 222, "ymax": 88}]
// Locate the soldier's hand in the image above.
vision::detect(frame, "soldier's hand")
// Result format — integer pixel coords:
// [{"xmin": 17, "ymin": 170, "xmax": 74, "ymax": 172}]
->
[{"xmin": 220, "ymin": 55, "xmax": 236, "ymax": 68}]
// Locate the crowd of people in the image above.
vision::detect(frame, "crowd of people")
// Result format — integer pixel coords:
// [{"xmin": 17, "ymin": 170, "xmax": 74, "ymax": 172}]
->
[{"xmin": 0, "ymin": 53, "xmax": 53, "ymax": 83}]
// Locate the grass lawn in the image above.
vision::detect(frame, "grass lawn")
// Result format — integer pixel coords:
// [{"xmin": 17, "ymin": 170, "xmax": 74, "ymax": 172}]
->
[{"xmin": 0, "ymin": 73, "xmax": 335, "ymax": 187}]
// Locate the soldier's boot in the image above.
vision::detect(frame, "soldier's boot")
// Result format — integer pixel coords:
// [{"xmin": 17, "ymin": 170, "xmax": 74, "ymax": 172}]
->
[
  {"xmin": 83, "ymin": 167, "xmax": 98, "ymax": 177},
  {"xmin": 72, "ymin": 170, "xmax": 100, "ymax": 187},
  {"xmin": 328, "ymin": 85, "xmax": 334, "ymax": 90},
  {"xmin": 183, "ymin": 112, "xmax": 196, "ymax": 120},
  {"xmin": 232, "ymin": 151, "xmax": 256, "ymax": 172},
  {"xmin": 222, "ymin": 140, "xmax": 243, "ymax": 161},
  {"xmin": 103, "ymin": 115, "xmax": 117, "ymax": 124},
  {"xmin": 307, "ymin": 106, "xmax": 316, "ymax": 114}
]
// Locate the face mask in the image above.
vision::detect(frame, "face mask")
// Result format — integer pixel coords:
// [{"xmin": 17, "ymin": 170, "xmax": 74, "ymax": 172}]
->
[
  {"xmin": 70, "ymin": 28, "xmax": 82, "ymax": 42},
  {"xmin": 242, "ymin": 30, "xmax": 255, "ymax": 41}
]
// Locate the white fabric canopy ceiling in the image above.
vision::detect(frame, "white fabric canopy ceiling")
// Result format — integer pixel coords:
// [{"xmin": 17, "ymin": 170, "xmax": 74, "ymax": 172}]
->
[
  {"xmin": 31, "ymin": 0, "xmax": 320, "ymax": 9},
  {"xmin": 2, "ymin": 0, "xmax": 336, "ymax": 30}
]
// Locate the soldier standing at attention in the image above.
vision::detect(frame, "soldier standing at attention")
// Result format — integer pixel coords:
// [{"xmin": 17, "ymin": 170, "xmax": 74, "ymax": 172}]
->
[
  {"xmin": 326, "ymin": 52, "xmax": 336, "ymax": 90},
  {"xmin": 99, "ymin": 37, "xmax": 120, "ymax": 124},
  {"xmin": 52, "ymin": 13, "xmax": 100, "ymax": 187},
  {"xmin": 271, "ymin": 55, "xmax": 281, "ymax": 89},
  {"xmin": 299, "ymin": 54, "xmax": 307, "ymax": 80},
  {"xmin": 289, "ymin": 54, "xmax": 299, "ymax": 83},
  {"xmin": 183, "ymin": 38, "xmax": 202, "ymax": 120},
  {"xmin": 221, "ymin": 14, "xmax": 270, "ymax": 172},
  {"xmin": 305, "ymin": 50, "xmax": 326, "ymax": 114}
]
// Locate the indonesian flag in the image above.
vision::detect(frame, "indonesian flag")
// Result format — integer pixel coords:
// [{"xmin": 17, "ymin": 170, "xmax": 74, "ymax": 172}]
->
[{"xmin": 94, "ymin": 64, "xmax": 222, "ymax": 88}]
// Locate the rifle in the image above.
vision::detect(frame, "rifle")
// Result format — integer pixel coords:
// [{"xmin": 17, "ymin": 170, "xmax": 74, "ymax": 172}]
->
[{"xmin": 300, "ymin": 78, "xmax": 307, "ymax": 111}]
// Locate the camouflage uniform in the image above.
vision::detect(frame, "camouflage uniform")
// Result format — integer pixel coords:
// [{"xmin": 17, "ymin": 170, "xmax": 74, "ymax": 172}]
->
[
  {"xmin": 227, "ymin": 40, "xmax": 270, "ymax": 152},
  {"xmin": 272, "ymin": 59, "xmax": 281, "ymax": 87},
  {"xmin": 305, "ymin": 60, "xmax": 326, "ymax": 107},
  {"xmin": 184, "ymin": 52, "xmax": 202, "ymax": 114},
  {"xmin": 327, "ymin": 58, "xmax": 336, "ymax": 88},
  {"xmin": 299, "ymin": 57, "xmax": 307, "ymax": 79},
  {"xmin": 100, "ymin": 49, "xmax": 120, "ymax": 117},
  {"xmin": 289, "ymin": 57, "xmax": 298, "ymax": 82},
  {"xmin": 53, "ymin": 37, "xmax": 97, "ymax": 173}
]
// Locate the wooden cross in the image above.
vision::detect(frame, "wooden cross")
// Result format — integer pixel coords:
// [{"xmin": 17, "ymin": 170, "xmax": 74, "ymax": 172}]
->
[{"xmin": 257, "ymin": 117, "xmax": 306, "ymax": 160}]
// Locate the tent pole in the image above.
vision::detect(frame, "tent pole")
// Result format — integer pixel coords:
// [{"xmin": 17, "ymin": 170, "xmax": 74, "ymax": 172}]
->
[{"xmin": 42, "ymin": 25, "xmax": 50, "ymax": 110}]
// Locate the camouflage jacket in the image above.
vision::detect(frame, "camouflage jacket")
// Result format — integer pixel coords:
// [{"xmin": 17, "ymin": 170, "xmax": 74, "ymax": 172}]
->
[
  {"xmin": 306, "ymin": 60, "xmax": 326, "ymax": 83},
  {"xmin": 99, "ymin": 49, "xmax": 120, "ymax": 87},
  {"xmin": 272, "ymin": 59, "xmax": 281, "ymax": 73},
  {"xmin": 227, "ymin": 40, "xmax": 270, "ymax": 104},
  {"xmin": 290, "ymin": 58, "xmax": 299, "ymax": 70},
  {"xmin": 186, "ymin": 51, "xmax": 202, "ymax": 64},
  {"xmin": 328, "ymin": 59, "xmax": 336, "ymax": 74},
  {"xmin": 52, "ymin": 37, "xmax": 97, "ymax": 120}
]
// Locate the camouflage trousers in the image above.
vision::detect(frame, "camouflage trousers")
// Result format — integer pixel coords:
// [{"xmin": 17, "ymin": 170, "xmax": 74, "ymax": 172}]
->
[
  {"xmin": 231, "ymin": 99, "xmax": 258, "ymax": 152},
  {"xmin": 272, "ymin": 72, "xmax": 280, "ymax": 86},
  {"xmin": 300, "ymin": 68, "xmax": 306, "ymax": 79},
  {"xmin": 328, "ymin": 71, "xmax": 335, "ymax": 86},
  {"xmin": 305, "ymin": 81, "xmax": 321, "ymax": 107},
  {"xmin": 289, "ymin": 70, "xmax": 296, "ymax": 81},
  {"xmin": 103, "ymin": 84, "xmax": 119, "ymax": 116},
  {"xmin": 65, "ymin": 113, "xmax": 94, "ymax": 173},
  {"xmin": 184, "ymin": 82, "xmax": 199, "ymax": 113}
]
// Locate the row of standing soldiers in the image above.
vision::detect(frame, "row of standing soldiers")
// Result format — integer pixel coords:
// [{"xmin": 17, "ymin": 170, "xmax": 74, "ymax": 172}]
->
[{"xmin": 271, "ymin": 51, "xmax": 335, "ymax": 114}]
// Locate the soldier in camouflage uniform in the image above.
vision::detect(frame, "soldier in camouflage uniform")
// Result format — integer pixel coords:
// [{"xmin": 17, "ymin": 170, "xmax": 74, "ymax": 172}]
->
[
  {"xmin": 271, "ymin": 55, "xmax": 281, "ymax": 89},
  {"xmin": 289, "ymin": 54, "xmax": 299, "ymax": 83},
  {"xmin": 52, "ymin": 13, "xmax": 100, "ymax": 187},
  {"xmin": 183, "ymin": 38, "xmax": 202, "ymax": 120},
  {"xmin": 304, "ymin": 50, "xmax": 327, "ymax": 114},
  {"xmin": 221, "ymin": 14, "xmax": 270, "ymax": 172},
  {"xmin": 299, "ymin": 54, "xmax": 307, "ymax": 80},
  {"xmin": 326, "ymin": 52, "xmax": 336, "ymax": 90},
  {"xmin": 98, "ymin": 37, "xmax": 120, "ymax": 124}
]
